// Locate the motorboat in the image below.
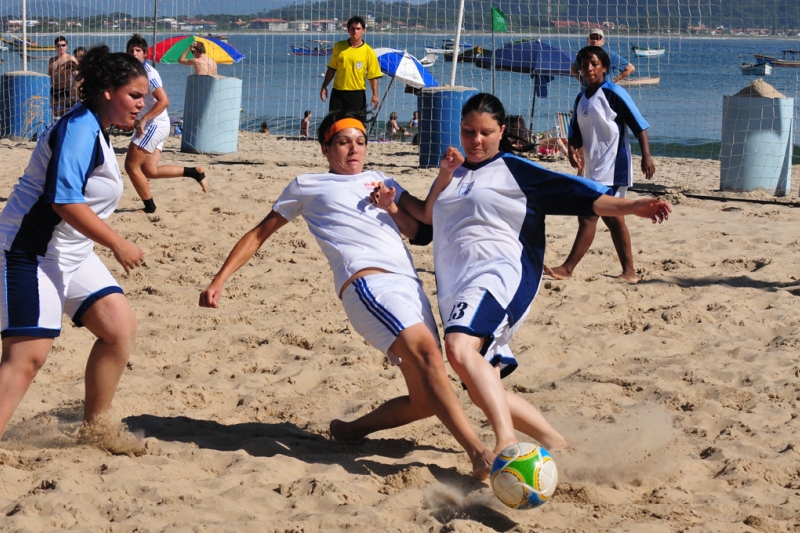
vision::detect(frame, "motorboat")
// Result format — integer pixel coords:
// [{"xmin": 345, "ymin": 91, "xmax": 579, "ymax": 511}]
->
[
  {"xmin": 290, "ymin": 40, "xmax": 333, "ymax": 56},
  {"xmin": 631, "ymin": 45, "xmax": 665, "ymax": 57},
  {"xmin": 617, "ymin": 76, "xmax": 661, "ymax": 87},
  {"xmin": 754, "ymin": 50, "xmax": 800, "ymax": 67},
  {"xmin": 424, "ymin": 38, "xmax": 474, "ymax": 55},
  {"xmin": 740, "ymin": 62, "xmax": 772, "ymax": 76},
  {"xmin": 418, "ymin": 53, "xmax": 437, "ymax": 67}
]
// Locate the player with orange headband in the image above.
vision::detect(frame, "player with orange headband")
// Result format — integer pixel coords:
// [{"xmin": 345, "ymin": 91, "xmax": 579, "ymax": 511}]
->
[{"xmin": 199, "ymin": 110, "xmax": 497, "ymax": 479}]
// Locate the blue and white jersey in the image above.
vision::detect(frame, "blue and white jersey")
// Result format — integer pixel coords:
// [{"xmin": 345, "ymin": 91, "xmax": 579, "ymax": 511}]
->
[
  {"xmin": 0, "ymin": 103, "xmax": 123, "ymax": 265},
  {"xmin": 141, "ymin": 62, "xmax": 170, "ymax": 125},
  {"xmin": 273, "ymin": 170, "xmax": 419, "ymax": 296},
  {"xmin": 432, "ymin": 153, "xmax": 610, "ymax": 326},
  {"xmin": 569, "ymin": 79, "xmax": 649, "ymax": 187}
]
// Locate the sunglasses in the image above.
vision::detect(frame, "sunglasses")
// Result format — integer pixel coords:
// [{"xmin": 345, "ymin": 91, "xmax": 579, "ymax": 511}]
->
[
  {"xmin": 588, "ymin": 35, "xmax": 603, "ymax": 40},
  {"xmin": 57, "ymin": 43, "xmax": 67, "ymax": 47}
]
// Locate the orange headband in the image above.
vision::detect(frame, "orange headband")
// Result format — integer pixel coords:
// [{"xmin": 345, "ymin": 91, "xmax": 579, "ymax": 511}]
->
[{"xmin": 323, "ymin": 118, "xmax": 366, "ymax": 143}]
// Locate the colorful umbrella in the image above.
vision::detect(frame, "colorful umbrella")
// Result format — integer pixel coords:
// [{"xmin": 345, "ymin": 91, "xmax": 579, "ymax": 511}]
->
[
  {"xmin": 373, "ymin": 48, "xmax": 438, "ymax": 89},
  {"xmin": 147, "ymin": 35, "xmax": 244, "ymax": 65}
]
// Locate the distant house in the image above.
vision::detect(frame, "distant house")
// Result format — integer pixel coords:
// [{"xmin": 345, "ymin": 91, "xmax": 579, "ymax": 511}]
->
[
  {"xmin": 551, "ymin": 20, "xmax": 580, "ymax": 29},
  {"xmin": 312, "ymin": 19, "xmax": 339, "ymax": 32},
  {"xmin": 250, "ymin": 18, "xmax": 289, "ymax": 31}
]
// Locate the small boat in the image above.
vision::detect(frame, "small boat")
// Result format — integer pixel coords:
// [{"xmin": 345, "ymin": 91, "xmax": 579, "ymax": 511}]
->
[
  {"xmin": 631, "ymin": 45, "xmax": 665, "ymax": 57},
  {"xmin": 205, "ymin": 34, "xmax": 228, "ymax": 43},
  {"xmin": 418, "ymin": 53, "xmax": 437, "ymax": 67},
  {"xmin": 290, "ymin": 40, "xmax": 333, "ymax": 56},
  {"xmin": 1, "ymin": 35, "xmax": 56, "ymax": 51},
  {"xmin": 617, "ymin": 76, "xmax": 660, "ymax": 87},
  {"xmin": 754, "ymin": 50, "xmax": 800, "ymax": 67},
  {"xmin": 740, "ymin": 62, "xmax": 772, "ymax": 76},
  {"xmin": 425, "ymin": 38, "xmax": 474, "ymax": 55},
  {"xmin": 444, "ymin": 46, "xmax": 482, "ymax": 63}
]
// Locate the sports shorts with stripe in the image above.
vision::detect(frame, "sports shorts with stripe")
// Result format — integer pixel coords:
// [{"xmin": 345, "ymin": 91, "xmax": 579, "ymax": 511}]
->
[
  {"xmin": 0, "ymin": 250, "xmax": 123, "ymax": 339},
  {"xmin": 440, "ymin": 285, "xmax": 531, "ymax": 378},
  {"xmin": 340, "ymin": 273, "xmax": 440, "ymax": 365},
  {"xmin": 131, "ymin": 119, "xmax": 170, "ymax": 153}
]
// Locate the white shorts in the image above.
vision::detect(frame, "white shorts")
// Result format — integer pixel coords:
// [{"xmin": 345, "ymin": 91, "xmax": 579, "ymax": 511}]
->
[
  {"xmin": 132, "ymin": 119, "xmax": 170, "ymax": 153},
  {"xmin": 440, "ymin": 285, "xmax": 530, "ymax": 378},
  {"xmin": 341, "ymin": 273, "xmax": 440, "ymax": 365},
  {"xmin": 0, "ymin": 250, "xmax": 123, "ymax": 338}
]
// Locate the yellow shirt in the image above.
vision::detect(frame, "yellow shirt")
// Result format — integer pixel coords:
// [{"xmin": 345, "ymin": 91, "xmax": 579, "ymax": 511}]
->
[{"xmin": 328, "ymin": 40, "xmax": 382, "ymax": 92}]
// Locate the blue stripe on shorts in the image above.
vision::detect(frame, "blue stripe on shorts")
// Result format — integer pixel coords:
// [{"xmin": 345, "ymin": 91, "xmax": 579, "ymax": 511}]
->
[
  {"xmin": 72, "ymin": 286, "xmax": 125, "ymax": 327},
  {"xmin": 2, "ymin": 250, "xmax": 60, "ymax": 339},
  {"xmin": 353, "ymin": 278, "xmax": 403, "ymax": 336}
]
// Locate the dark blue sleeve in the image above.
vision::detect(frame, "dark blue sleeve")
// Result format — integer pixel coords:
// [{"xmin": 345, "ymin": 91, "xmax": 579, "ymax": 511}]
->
[
  {"xmin": 604, "ymin": 85, "xmax": 649, "ymax": 136},
  {"xmin": 504, "ymin": 155, "xmax": 612, "ymax": 216},
  {"xmin": 43, "ymin": 113, "xmax": 103, "ymax": 204}
]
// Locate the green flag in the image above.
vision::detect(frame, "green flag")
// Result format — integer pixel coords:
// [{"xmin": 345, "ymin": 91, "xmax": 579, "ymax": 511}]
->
[{"xmin": 492, "ymin": 7, "xmax": 507, "ymax": 33}]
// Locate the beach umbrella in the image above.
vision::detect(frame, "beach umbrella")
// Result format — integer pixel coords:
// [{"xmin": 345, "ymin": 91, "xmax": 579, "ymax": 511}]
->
[
  {"xmin": 368, "ymin": 48, "xmax": 438, "ymax": 137},
  {"xmin": 474, "ymin": 39, "xmax": 573, "ymax": 115},
  {"xmin": 373, "ymin": 48, "xmax": 439, "ymax": 89},
  {"xmin": 147, "ymin": 35, "xmax": 245, "ymax": 65}
]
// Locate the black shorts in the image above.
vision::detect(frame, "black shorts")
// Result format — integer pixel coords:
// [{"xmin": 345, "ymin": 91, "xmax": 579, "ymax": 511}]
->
[{"xmin": 329, "ymin": 89, "xmax": 367, "ymax": 122}]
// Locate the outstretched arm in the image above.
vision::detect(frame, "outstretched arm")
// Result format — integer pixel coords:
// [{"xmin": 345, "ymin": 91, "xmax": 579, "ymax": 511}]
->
[
  {"xmin": 199, "ymin": 211, "xmax": 288, "ymax": 308},
  {"xmin": 593, "ymin": 195, "xmax": 671, "ymax": 223}
]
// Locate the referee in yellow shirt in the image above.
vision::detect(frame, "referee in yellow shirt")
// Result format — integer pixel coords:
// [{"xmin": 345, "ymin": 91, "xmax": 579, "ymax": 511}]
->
[{"xmin": 320, "ymin": 16, "xmax": 383, "ymax": 122}]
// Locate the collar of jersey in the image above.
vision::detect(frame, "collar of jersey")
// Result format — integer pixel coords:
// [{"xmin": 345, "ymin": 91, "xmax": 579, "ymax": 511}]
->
[
  {"xmin": 584, "ymin": 78, "xmax": 613, "ymax": 99},
  {"xmin": 462, "ymin": 150, "xmax": 505, "ymax": 171}
]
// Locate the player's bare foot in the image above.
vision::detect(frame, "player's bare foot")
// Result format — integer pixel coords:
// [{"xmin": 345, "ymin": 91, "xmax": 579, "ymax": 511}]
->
[
  {"xmin": 540, "ymin": 434, "xmax": 575, "ymax": 452},
  {"xmin": 544, "ymin": 265, "xmax": 571, "ymax": 280},
  {"xmin": 329, "ymin": 419, "xmax": 366, "ymax": 442},
  {"xmin": 618, "ymin": 271, "xmax": 639, "ymax": 284},
  {"xmin": 470, "ymin": 448, "xmax": 495, "ymax": 480}
]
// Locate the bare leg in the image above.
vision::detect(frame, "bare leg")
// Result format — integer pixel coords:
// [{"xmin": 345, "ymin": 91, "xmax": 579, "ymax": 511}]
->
[
  {"xmin": 330, "ymin": 358, "xmax": 434, "ymax": 442},
  {"xmin": 445, "ymin": 332, "xmax": 517, "ymax": 453},
  {"xmin": 79, "ymin": 293, "xmax": 137, "ymax": 425},
  {"xmin": 142, "ymin": 149, "xmax": 207, "ymax": 193},
  {"xmin": 545, "ymin": 215, "xmax": 599, "ymax": 280},
  {"xmin": 0, "ymin": 337, "xmax": 53, "ymax": 439},
  {"xmin": 602, "ymin": 215, "xmax": 638, "ymax": 283},
  {"xmin": 364, "ymin": 323, "xmax": 494, "ymax": 479},
  {"xmin": 505, "ymin": 392, "xmax": 573, "ymax": 450}
]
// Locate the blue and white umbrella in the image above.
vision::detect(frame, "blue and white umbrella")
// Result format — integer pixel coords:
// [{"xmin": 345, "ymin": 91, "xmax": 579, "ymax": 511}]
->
[{"xmin": 374, "ymin": 48, "xmax": 439, "ymax": 89}]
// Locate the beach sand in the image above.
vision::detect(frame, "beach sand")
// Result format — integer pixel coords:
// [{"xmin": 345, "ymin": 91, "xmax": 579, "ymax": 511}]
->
[{"xmin": 1, "ymin": 133, "xmax": 799, "ymax": 532}]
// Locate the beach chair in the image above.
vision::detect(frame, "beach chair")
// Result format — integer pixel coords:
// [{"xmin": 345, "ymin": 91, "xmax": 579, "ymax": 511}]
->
[
  {"xmin": 537, "ymin": 112, "xmax": 571, "ymax": 161},
  {"xmin": 554, "ymin": 111, "xmax": 571, "ymax": 141}
]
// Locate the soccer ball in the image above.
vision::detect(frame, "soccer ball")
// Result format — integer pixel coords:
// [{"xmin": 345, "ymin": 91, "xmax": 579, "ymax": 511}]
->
[{"xmin": 490, "ymin": 442, "xmax": 559, "ymax": 510}]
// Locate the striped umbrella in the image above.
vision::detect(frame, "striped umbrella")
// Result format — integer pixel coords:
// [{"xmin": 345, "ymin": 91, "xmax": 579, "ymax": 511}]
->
[{"xmin": 147, "ymin": 35, "xmax": 244, "ymax": 65}]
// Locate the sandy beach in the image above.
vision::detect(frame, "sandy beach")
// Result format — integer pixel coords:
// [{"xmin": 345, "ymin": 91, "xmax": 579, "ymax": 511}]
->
[{"xmin": 1, "ymin": 132, "xmax": 799, "ymax": 532}]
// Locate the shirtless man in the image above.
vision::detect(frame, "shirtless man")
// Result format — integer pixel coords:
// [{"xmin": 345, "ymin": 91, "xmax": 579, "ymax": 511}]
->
[
  {"xmin": 48, "ymin": 36, "xmax": 77, "ymax": 118},
  {"xmin": 179, "ymin": 42, "xmax": 218, "ymax": 76}
]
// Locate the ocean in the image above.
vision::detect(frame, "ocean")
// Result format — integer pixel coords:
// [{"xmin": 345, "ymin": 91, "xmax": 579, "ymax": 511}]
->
[{"xmin": 2, "ymin": 32, "xmax": 799, "ymax": 160}]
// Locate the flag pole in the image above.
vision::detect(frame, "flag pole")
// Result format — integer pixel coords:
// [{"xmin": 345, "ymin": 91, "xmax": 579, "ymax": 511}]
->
[
  {"xmin": 449, "ymin": 0, "xmax": 466, "ymax": 86},
  {"xmin": 491, "ymin": 27, "xmax": 495, "ymax": 94},
  {"xmin": 151, "ymin": 0, "xmax": 159, "ymax": 66}
]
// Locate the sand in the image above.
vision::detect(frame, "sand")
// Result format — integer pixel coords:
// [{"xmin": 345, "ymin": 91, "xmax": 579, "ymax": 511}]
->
[{"xmin": 1, "ymin": 133, "xmax": 799, "ymax": 532}]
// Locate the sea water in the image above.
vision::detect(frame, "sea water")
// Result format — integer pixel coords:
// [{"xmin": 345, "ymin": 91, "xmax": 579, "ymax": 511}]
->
[{"xmin": 2, "ymin": 32, "xmax": 798, "ymax": 160}]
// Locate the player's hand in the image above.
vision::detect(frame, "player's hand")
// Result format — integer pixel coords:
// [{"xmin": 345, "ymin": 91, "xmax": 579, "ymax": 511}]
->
[
  {"xmin": 440, "ymin": 146, "xmax": 465, "ymax": 175},
  {"xmin": 320, "ymin": 87, "xmax": 327, "ymax": 102},
  {"xmin": 369, "ymin": 182, "xmax": 397, "ymax": 212},
  {"xmin": 568, "ymin": 149, "xmax": 584, "ymax": 176},
  {"xmin": 370, "ymin": 94, "xmax": 380, "ymax": 109},
  {"xmin": 199, "ymin": 282, "xmax": 224, "ymax": 308},
  {"xmin": 112, "ymin": 239, "xmax": 145, "ymax": 274},
  {"xmin": 633, "ymin": 198, "xmax": 671, "ymax": 223},
  {"xmin": 134, "ymin": 119, "xmax": 146, "ymax": 137},
  {"xmin": 641, "ymin": 155, "xmax": 656, "ymax": 180}
]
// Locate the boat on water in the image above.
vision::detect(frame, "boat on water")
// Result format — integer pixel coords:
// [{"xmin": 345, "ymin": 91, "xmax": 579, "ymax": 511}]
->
[
  {"xmin": 1, "ymin": 35, "xmax": 56, "ymax": 51},
  {"xmin": 418, "ymin": 53, "xmax": 437, "ymax": 67},
  {"xmin": 444, "ymin": 46, "xmax": 482, "ymax": 62},
  {"xmin": 631, "ymin": 45, "xmax": 665, "ymax": 57},
  {"xmin": 290, "ymin": 40, "xmax": 333, "ymax": 56},
  {"xmin": 617, "ymin": 76, "xmax": 660, "ymax": 87},
  {"xmin": 754, "ymin": 50, "xmax": 800, "ymax": 67},
  {"xmin": 740, "ymin": 61, "xmax": 772, "ymax": 76},
  {"xmin": 424, "ymin": 39, "xmax": 474, "ymax": 55},
  {"xmin": 205, "ymin": 34, "xmax": 228, "ymax": 43}
]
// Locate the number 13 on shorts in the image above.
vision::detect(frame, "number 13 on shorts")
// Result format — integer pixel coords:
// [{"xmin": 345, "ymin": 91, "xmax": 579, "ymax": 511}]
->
[{"xmin": 450, "ymin": 302, "xmax": 469, "ymax": 321}]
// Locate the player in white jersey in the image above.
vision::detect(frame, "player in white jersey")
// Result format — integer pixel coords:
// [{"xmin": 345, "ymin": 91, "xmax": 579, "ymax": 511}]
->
[
  {"xmin": 123, "ymin": 35, "xmax": 207, "ymax": 214},
  {"xmin": 0, "ymin": 46, "xmax": 147, "ymax": 452},
  {"xmin": 370, "ymin": 93, "xmax": 670, "ymax": 454},
  {"xmin": 199, "ymin": 111, "xmax": 496, "ymax": 479},
  {"xmin": 547, "ymin": 46, "xmax": 656, "ymax": 283}
]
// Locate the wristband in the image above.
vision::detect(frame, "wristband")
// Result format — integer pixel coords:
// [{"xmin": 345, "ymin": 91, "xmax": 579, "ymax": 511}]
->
[{"xmin": 142, "ymin": 198, "xmax": 157, "ymax": 213}]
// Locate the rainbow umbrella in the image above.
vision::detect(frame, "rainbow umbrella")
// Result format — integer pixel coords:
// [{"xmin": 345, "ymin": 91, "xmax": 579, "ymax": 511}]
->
[{"xmin": 147, "ymin": 35, "xmax": 244, "ymax": 65}]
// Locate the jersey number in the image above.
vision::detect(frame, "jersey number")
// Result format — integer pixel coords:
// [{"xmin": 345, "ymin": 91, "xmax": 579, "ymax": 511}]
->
[{"xmin": 450, "ymin": 302, "xmax": 469, "ymax": 321}]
